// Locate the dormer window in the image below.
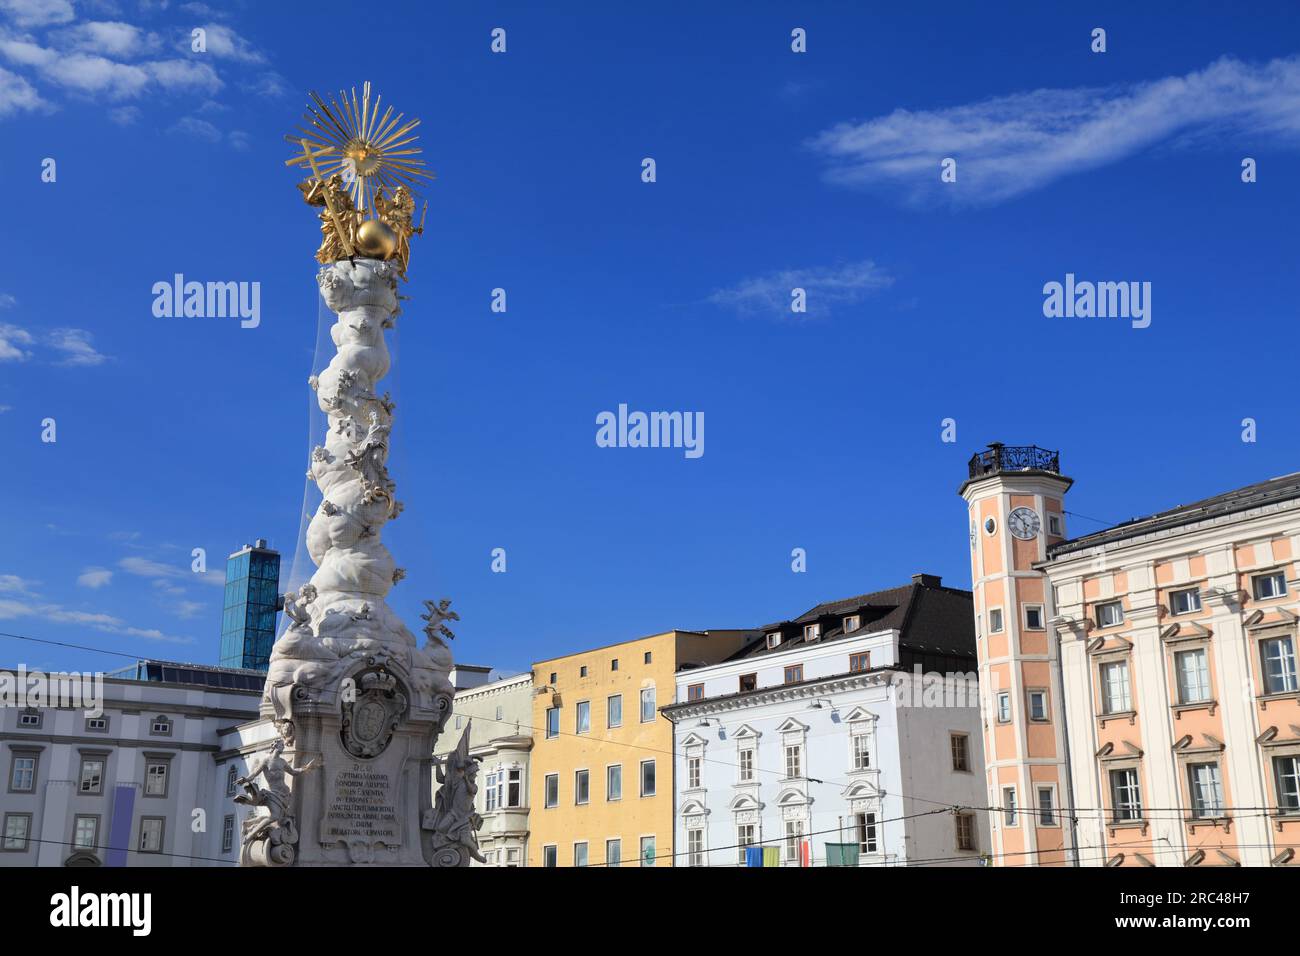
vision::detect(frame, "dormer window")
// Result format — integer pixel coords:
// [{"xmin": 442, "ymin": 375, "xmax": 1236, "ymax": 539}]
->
[
  {"xmin": 843, "ymin": 615, "xmax": 860, "ymax": 633},
  {"xmin": 803, "ymin": 624, "xmax": 820, "ymax": 642},
  {"xmin": 766, "ymin": 632, "xmax": 781, "ymax": 650}
]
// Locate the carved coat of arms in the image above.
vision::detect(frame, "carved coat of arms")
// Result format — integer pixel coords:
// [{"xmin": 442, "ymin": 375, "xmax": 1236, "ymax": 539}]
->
[{"xmin": 341, "ymin": 666, "xmax": 408, "ymax": 758}]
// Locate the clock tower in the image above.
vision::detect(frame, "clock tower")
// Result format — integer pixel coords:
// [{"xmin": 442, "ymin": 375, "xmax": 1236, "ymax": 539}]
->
[{"xmin": 960, "ymin": 443, "xmax": 1074, "ymax": 866}]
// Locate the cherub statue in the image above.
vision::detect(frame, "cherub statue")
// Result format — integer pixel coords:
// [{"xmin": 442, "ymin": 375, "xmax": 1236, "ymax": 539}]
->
[
  {"xmin": 282, "ymin": 584, "xmax": 317, "ymax": 631},
  {"xmin": 421, "ymin": 598, "xmax": 459, "ymax": 644}
]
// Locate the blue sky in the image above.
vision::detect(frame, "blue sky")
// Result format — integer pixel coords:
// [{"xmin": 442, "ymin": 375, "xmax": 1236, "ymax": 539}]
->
[{"xmin": 2, "ymin": 0, "xmax": 1299, "ymax": 677}]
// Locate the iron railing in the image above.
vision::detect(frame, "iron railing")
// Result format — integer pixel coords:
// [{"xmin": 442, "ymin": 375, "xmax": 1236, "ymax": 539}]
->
[{"xmin": 967, "ymin": 443, "xmax": 1060, "ymax": 480}]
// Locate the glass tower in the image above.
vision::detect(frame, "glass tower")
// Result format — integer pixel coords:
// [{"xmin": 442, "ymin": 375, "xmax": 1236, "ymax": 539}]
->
[{"xmin": 219, "ymin": 539, "xmax": 282, "ymax": 671}]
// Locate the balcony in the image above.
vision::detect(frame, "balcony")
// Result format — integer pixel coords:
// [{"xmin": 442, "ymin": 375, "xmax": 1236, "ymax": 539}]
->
[{"xmin": 967, "ymin": 443, "xmax": 1061, "ymax": 480}]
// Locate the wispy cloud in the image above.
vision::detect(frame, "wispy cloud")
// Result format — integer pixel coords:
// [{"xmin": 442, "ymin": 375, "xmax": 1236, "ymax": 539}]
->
[
  {"xmin": 0, "ymin": 596, "xmax": 195, "ymax": 644},
  {"xmin": 52, "ymin": 20, "xmax": 161, "ymax": 58},
  {"xmin": 0, "ymin": 0, "xmax": 74, "ymax": 29},
  {"xmin": 0, "ymin": 322, "xmax": 33, "ymax": 360},
  {"xmin": 49, "ymin": 327, "xmax": 109, "ymax": 366},
  {"xmin": 77, "ymin": 567, "xmax": 113, "ymax": 589},
  {"xmin": 0, "ymin": 573, "xmax": 38, "ymax": 596},
  {"xmin": 707, "ymin": 259, "xmax": 893, "ymax": 319},
  {"xmin": 0, "ymin": 62, "xmax": 44, "ymax": 115},
  {"xmin": 189, "ymin": 23, "xmax": 263, "ymax": 63},
  {"xmin": 119, "ymin": 555, "xmax": 223, "ymax": 588},
  {"xmin": 808, "ymin": 55, "xmax": 1300, "ymax": 205}
]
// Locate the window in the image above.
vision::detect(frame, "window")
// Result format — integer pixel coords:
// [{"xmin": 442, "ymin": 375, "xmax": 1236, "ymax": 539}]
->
[
  {"xmin": 955, "ymin": 812, "xmax": 976, "ymax": 851},
  {"xmin": 1174, "ymin": 648, "xmax": 1211, "ymax": 704},
  {"xmin": 144, "ymin": 760, "xmax": 169, "ymax": 797},
  {"xmin": 226, "ymin": 765, "xmax": 237, "ymax": 796},
  {"xmin": 738, "ymin": 747, "xmax": 755, "ymax": 783},
  {"xmin": 1037, "ymin": 787, "xmax": 1056, "ymax": 826},
  {"xmin": 73, "ymin": 816, "xmax": 98, "ymax": 849},
  {"xmin": 1002, "ymin": 787, "xmax": 1018, "ymax": 826},
  {"xmin": 640, "ymin": 759, "xmax": 656, "ymax": 797},
  {"xmin": 737, "ymin": 823, "xmax": 756, "ymax": 865},
  {"xmin": 644, "ymin": 651, "xmax": 652, "ymax": 665},
  {"xmin": 150, "ymin": 716, "xmax": 172, "ymax": 736},
  {"xmin": 1096, "ymin": 601, "xmax": 1124, "ymax": 628},
  {"xmin": 843, "ymin": 615, "xmax": 860, "ymax": 632},
  {"xmin": 852, "ymin": 733, "xmax": 870, "ymax": 770},
  {"xmin": 607, "ymin": 694, "xmax": 623, "ymax": 728},
  {"xmin": 1100, "ymin": 660, "xmax": 1132, "ymax": 714},
  {"xmin": 506, "ymin": 847, "xmax": 521, "ymax": 866},
  {"xmin": 1048, "ymin": 514, "xmax": 1063, "ymax": 536},
  {"xmin": 803, "ymin": 623, "xmax": 820, "ymax": 642},
  {"xmin": 1110, "ymin": 768, "xmax": 1142, "ymax": 821},
  {"xmin": 1027, "ymin": 689, "xmax": 1048, "ymax": 722},
  {"xmin": 546, "ymin": 706, "xmax": 560, "ymax": 739},
  {"xmin": 783, "ymin": 820, "xmax": 804, "ymax": 862},
  {"xmin": 1188, "ymin": 762, "xmax": 1225, "ymax": 818},
  {"xmin": 549, "ymin": 672, "xmax": 557, "ymax": 685},
  {"xmin": 543, "ymin": 844, "xmax": 558, "ymax": 867},
  {"xmin": 139, "ymin": 817, "xmax": 164, "ymax": 853},
  {"xmin": 640, "ymin": 687, "xmax": 656, "ymax": 722},
  {"xmin": 855, "ymin": 812, "xmax": 877, "ymax": 853},
  {"xmin": 575, "ymin": 769, "xmax": 590, "ymax": 805},
  {"xmin": 687, "ymin": 829, "xmax": 704, "ymax": 867},
  {"xmin": 766, "ymin": 632, "xmax": 781, "ymax": 649},
  {"xmin": 85, "ymin": 717, "xmax": 107, "ymax": 732},
  {"xmin": 574, "ymin": 841, "xmax": 589, "ymax": 867},
  {"xmin": 505, "ymin": 767, "xmax": 523, "ymax": 807},
  {"xmin": 1170, "ymin": 587, "xmax": 1202, "ymax": 615},
  {"xmin": 221, "ymin": 814, "xmax": 235, "ymax": 853},
  {"xmin": 784, "ymin": 664, "xmax": 803, "ymax": 684},
  {"xmin": 485, "ymin": 771, "xmax": 500, "ymax": 811},
  {"xmin": 18, "ymin": 709, "xmax": 41, "ymax": 728},
  {"xmin": 455, "ymin": 716, "xmax": 462, "ymax": 730},
  {"xmin": 607, "ymin": 764, "xmax": 622, "ymax": 801},
  {"xmin": 640, "ymin": 835, "xmax": 656, "ymax": 866},
  {"xmin": 989, "ymin": 608, "xmax": 1004, "ymax": 633},
  {"xmin": 687, "ymin": 683, "xmax": 704, "ymax": 701},
  {"xmin": 10, "ymin": 755, "xmax": 36, "ymax": 792},
  {"xmin": 544, "ymin": 773, "xmax": 559, "ymax": 808},
  {"xmin": 849, "ymin": 652, "xmax": 870, "ymax": 673},
  {"xmin": 79, "ymin": 757, "xmax": 104, "ymax": 795},
  {"xmin": 1261, "ymin": 636, "xmax": 1298, "ymax": 695},
  {"xmin": 579, "ymin": 665, "xmax": 588, "ymax": 678},
  {"xmin": 575, "ymin": 700, "xmax": 591, "ymax": 734},
  {"xmin": 1024, "ymin": 605, "xmax": 1044, "ymax": 630},
  {"xmin": 984, "ymin": 516, "xmax": 996, "ymax": 535},
  {"xmin": 3, "ymin": 814, "xmax": 31, "ymax": 852},
  {"xmin": 950, "ymin": 733, "xmax": 970, "ymax": 772},
  {"xmin": 739, "ymin": 673, "xmax": 757, "ymax": 692},
  {"xmin": 687, "ymin": 755, "xmax": 701, "ymax": 789},
  {"xmin": 1274, "ymin": 755, "xmax": 1300, "ymax": 813},
  {"xmin": 1253, "ymin": 571, "xmax": 1288, "ymax": 601},
  {"xmin": 996, "ymin": 691, "xmax": 1011, "ymax": 723},
  {"xmin": 784, "ymin": 742, "xmax": 802, "ymax": 779},
  {"xmin": 611, "ymin": 658, "xmax": 619, "ymax": 672},
  {"xmin": 606, "ymin": 838, "xmax": 621, "ymax": 866},
  {"xmin": 496, "ymin": 705, "xmax": 503, "ymax": 721}
]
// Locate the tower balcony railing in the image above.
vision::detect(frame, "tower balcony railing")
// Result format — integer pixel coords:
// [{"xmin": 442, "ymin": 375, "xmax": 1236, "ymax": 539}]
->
[{"xmin": 967, "ymin": 443, "xmax": 1061, "ymax": 480}]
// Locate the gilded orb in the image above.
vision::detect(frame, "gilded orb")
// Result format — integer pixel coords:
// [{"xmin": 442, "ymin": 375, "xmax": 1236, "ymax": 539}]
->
[{"xmin": 355, "ymin": 218, "xmax": 398, "ymax": 259}]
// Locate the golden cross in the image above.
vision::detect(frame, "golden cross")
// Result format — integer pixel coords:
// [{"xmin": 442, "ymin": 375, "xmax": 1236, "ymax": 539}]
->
[{"xmin": 295, "ymin": 139, "xmax": 356, "ymax": 258}]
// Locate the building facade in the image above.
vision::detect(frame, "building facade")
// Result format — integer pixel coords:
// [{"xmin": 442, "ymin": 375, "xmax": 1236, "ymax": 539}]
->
[
  {"xmin": 529, "ymin": 629, "xmax": 752, "ymax": 867},
  {"xmin": 219, "ymin": 539, "xmax": 282, "ymax": 671},
  {"xmin": 434, "ymin": 668, "xmax": 534, "ymax": 866},
  {"xmin": 664, "ymin": 575, "xmax": 989, "ymax": 867},
  {"xmin": 960, "ymin": 444, "xmax": 1074, "ymax": 866},
  {"xmin": 1046, "ymin": 469, "xmax": 1300, "ymax": 867},
  {"xmin": 1, "ymin": 660, "xmax": 263, "ymax": 866}
]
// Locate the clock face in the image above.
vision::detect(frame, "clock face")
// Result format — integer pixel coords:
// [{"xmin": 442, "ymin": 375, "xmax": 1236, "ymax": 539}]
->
[{"xmin": 1008, "ymin": 507, "xmax": 1041, "ymax": 540}]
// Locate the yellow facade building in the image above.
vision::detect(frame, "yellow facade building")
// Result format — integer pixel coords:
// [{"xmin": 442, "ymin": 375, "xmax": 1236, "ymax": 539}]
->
[{"xmin": 528, "ymin": 629, "xmax": 752, "ymax": 867}]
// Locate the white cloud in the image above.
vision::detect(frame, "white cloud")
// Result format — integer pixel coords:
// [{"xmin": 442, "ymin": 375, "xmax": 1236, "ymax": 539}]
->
[
  {"xmin": 173, "ymin": 600, "xmax": 205, "ymax": 619},
  {"xmin": 707, "ymin": 260, "xmax": 893, "ymax": 319},
  {"xmin": 144, "ymin": 57, "xmax": 220, "ymax": 94},
  {"xmin": 0, "ymin": 322, "xmax": 33, "ymax": 361},
  {"xmin": 808, "ymin": 55, "xmax": 1300, "ymax": 205},
  {"xmin": 0, "ymin": 63, "xmax": 44, "ymax": 115},
  {"xmin": 0, "ymin": 30, "xmax": 221, "ymax": 100},
  {"xmin": 0, "ymin": 596, "xmax": 194, "ymax": 644},
  {"xmin": 108, "ymin": 104, "xmax": 138, "ymax": 124},
  {"xmin": 0, "ymin": 573, "xmax": 37, "ymax": 595},
  {"xmin": 120, "ymin": 555, "xmax": 224, "ymax": 588},
  {"xmin": 193, "ymin": 23, "xmax": 263, "ymax": 63},
  {"xmin": 0, "ymin": 0, "xmax": 74, "ymax": 28},
  {"xmin": 77, "ymin": 567, "xmax": 114, "ymax": 589},
  {"xmin": 0, "ymin": 292, "xmax": 14, "ymax": 308},
  {"xmin": 170, "ymin": 113, "xmax": 219, "ymax": 141},
  {"xmin": 49, "ymin": 328, "xmax": 109, "ymax": 366},
  {"xmin": 53, "ymin": 20, "xmax": 161, "ymax": 58}
]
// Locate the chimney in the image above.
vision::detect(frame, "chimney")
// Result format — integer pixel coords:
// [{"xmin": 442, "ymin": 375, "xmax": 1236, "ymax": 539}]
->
[{"xmin": 912, "ymin": 573, "xmax": 941, "ymax": 588}]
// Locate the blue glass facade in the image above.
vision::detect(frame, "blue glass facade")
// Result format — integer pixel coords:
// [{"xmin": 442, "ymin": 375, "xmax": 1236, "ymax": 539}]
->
[{"xmin": 218, "ymin": 541, "xmax": 281, "ymax": 671}]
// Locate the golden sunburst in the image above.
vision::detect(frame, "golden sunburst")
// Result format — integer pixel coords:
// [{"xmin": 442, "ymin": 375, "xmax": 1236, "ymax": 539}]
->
[{"xmin": 285, "ymin": 80, "xmax": 434, "ymax": 214}]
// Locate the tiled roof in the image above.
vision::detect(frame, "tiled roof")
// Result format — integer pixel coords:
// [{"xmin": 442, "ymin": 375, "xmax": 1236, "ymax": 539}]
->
[{"xmin": 1048, "ymin": 471, "xmax": 1300, "ymax": 558}]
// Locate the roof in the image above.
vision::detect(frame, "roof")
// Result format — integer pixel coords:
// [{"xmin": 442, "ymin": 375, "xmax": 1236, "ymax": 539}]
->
[
  {"xmin": 1048, "ymin": 471, "xmax": 1300, "ymax": 558},
  {"xmin": 725, "ymin": 575, "xmax": 975, "ymax": 662}
]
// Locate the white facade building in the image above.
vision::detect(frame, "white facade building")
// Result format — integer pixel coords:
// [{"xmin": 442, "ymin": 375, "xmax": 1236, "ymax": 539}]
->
[{"xmin": 664, "ymin": 575, "xmax": 989, "ymax": 867}]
